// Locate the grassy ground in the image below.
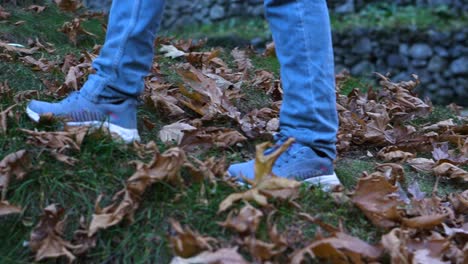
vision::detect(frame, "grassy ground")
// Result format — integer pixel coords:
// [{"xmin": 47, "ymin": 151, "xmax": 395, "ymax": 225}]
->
[{"xmin": 1, "ymin": 3, "xmax": 467, "ymax": 263}]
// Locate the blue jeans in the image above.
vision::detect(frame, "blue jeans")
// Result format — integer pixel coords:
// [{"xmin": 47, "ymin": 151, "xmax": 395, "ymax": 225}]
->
[{"xmin": 80, "ymin": 0, "xmax": 338, "ymax": 160}]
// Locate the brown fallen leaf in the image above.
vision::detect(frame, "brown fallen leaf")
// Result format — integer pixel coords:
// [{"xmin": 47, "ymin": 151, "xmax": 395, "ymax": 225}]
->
[
  {"xmin": 54, "ymin": 0, "xmax": 82, "ymax": 12},
  {"xmin": 407, "ymin": 158, "xmax": 436, "ymax": 172},
  {"xmin": 179, "ymin": 127, "xmax": 247, "ymax": 152},
  {"xmin": 169, "ymin": 219, "xmax": 217, "ymax": 258},
  {"xmin": 433, "ymin": 163, "xmax": 468, "ymax": 182},
  {"xmin": 219, "ymin": 202, "xmax": 263, "ymax": 235},
  {"xmin": 0, "ymin": 150, "xmax": 30, "ymax": 200},
  {"xmin": 351, "ymin": 172, "xmax": 403, "ymax": 228},
  {"xmin": 401, "ymin": 214, "xmax": 447, "ymax": 229},
  {"xmin": 21, "ymin": 127, "xmax": 88, "ymax": 153},
  {"xmin": 88, "ymin": 148, "xmax": 186, "ymax": 236},
  {"xmin": 377, "ymin": 146, "xmax": 415, "ymax": 162},
  {"xmin": 60, "ymin": 18, "xmax": 97, "ymax": 45},
  {"xmin": 0, "ymin": 40, "xmax": 38, "ymax": 55},
  {"xmin": 169, "ymin": 247, "xmax": 248, "ymax": 264},
  {"xmin": 29, "ymin": 204, "xmax": 76, "ymax": 262},
  {"xmin": 27, "ymin": 5, "xmax": 46, "ymax": 13},
  {"xmin": 231, "ymin": 47, "xmax": 253, "ymax": 75},
  {"xmin": 0, "ymin": 5, "xmax": 10, "ymax": 20},
  {"xmin": 159, "ymin": 121, "xmax": 197, "ymax": 145},
  {"xmin": 0, "ymin": 201, "xmax": 21, "ymax": 217},
  {"xmin": 290, "ymin": 231, "xmax": 382, "ymax": 264},
  {"xmin": 218, "ymin": 138, "xmax": 301, "ymax": 212},
  {"xmin": 0, "ymin": 104, "xmax": 16, "ymax": 135}
]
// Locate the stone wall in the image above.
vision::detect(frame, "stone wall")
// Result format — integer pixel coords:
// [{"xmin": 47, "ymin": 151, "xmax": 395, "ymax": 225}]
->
[
  {"xmin": 80, "ymin": 0, "xmax": 467, "ymax": 105},
  {"xmin": 332, "ymin": 28, "xmax": 467, "ymax": 105},
  {"xmin": 82, "ymin": 0, "xmax": 468, "ymax": 28}
]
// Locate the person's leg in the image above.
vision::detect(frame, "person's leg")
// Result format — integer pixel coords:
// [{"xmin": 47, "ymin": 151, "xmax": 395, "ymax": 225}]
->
[
  {"xmin": 228, "ymin": 0, "xmax": 340, "ymax": 188},
  {"xmin": 26, "ymin": 0, "xmax": 165, "ymax": 143}
]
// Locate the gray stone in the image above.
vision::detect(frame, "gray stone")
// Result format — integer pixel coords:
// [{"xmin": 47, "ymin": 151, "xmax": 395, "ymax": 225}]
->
[
  {"xmin": 387, "ymin": 54, "xmax": 408, "ymax": 68},
  {"xmin": 434, "ymin": 46, "xmax": 449, "ymax": 58},
  {"xmin": 411, "ymin": 59, "xmax": 428, "ymax": 68},
  {"xmin": 427, "ymin": 56, "xmax": 447, "ymax": 72},
  {"xmin": 351, "ymin": 61, "xmax": 373, "ymax": 76},
  {"xmin": 409, "ymin": 44, "xmax": 433, "ymax": 59},
  {"xmin": 210, "ymin": 5, "xmax": 225, "ymax": 20},
  {"xmin": 399, "ymin": 44, "xmax": 410, "ymax": 56},
  {"xmin": 450, "ymin": 57, "xmax": 468, "ymax": 75},
  {"xmin": 352, "ymin": 38, "xmax": 373, "ymax": 55}
]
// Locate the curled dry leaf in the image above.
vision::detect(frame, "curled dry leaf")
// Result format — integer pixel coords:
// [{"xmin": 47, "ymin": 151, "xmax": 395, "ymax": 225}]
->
[
  {"xmin": 21, "ymin": 127, "xmax": 87, "ymax": 153},
  {"xmin": 160, "ymin": 44, "xmax": 186, "ymax": 59},
  {"xmin": 169, "ymin": 247, "xmax": 248, "ymax": 264},
  {"xmin": 243, "ymin": 236, "xmax": 285, "ymax": 261},
  {"xmin": 27, "ymin": 5, "xmax": 47, "ymax": 13},
  {"xmin": 351, "ymin": 172, "xmax": 403, "ymax": 228},
  {"xmin": 231, "ymin": 47, "xmax": 253, "ymax": 74},
  {"xmin": 169, "ymin": 219, "xmax": 217, "ymax": 258},
  {"xmin": 401, "ymin": 214, "xmax": 447, "ymax": 229},
  {"xmin": 29, "ymin": 204, "xmax": 76, "ymax": 262},
  {"xmin": 88, "ymin": 148, "xmax": 186, "ymax": 236},
  {"xmin": 0, "ymin": 201, "xmax": 21, "ymax": 217},
  {"xmin": 433, "ymin": 163, "xmax": 468, "ymax": 182},
  {"xmin": 0, "ymin": 150, "xmax": 30, "ymax": 200},
  {"xmin": 0, "ymin": 40, "xmax": 38, "ymax": 55},
  {"xmin": 407, "ymin": 158, "xmax": 436, "ymax": 172},
  {"xmin": 159, "ymin": 121, "xmax": 196, "ymax": 145},
  {"xmin": 219, "ymin": 202, "xmax": 263, "ymax": 235},
  {"xmin": 290, "ymin": 231, "xmax": 382, "ymax": 264},
  {"xmin": 180, "ymin": 127, "xmax": 247, "ymax": 151},
  {"xmin": 377, "ymin": 146, "xmax": 415, "ymax": 162}
]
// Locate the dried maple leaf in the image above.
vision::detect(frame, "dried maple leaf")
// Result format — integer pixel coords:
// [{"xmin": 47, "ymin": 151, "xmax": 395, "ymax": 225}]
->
[
  {"xmin": 263, "ymin": 42, "xmax": 276, "ymax": 57},
  {"xmin": 0, "ymin": 150, "xmax": 30, "ymax": 200},
  {"xmin": 169, "ymin": 247, "xmax": 248, "ymax": 264},
  {"xmin": 219, "ymin": 202, "xmax": 263, "ymax": 235},
  {"xmin": 218, "ymin": 138, "xmax": 301, "ymax": 212},
  {"xmin": 401, "ymin": 214, "xmax": 447, "ymax": 229},
  {"xmin": 169, "ymin": 219, "xmax": 217, "ymax": 258},
  {"xmin": 60, "ymin": 18, "xmax": 96, "ymax": 45},
  {"xmin": 29, "ymin": 204, "xmax": 76, "ymax": 262},
  {"xmin": 176, "ymin": 63, "xmax": 240, "ymax": 121},
  {"xmin": 159, "ymin": 121, "xmax": 197, "ymax": 145},
  {"xmin": 433, "ymin": 163, "xmax": 468, "ymax": 182},
  {"xmin": 351, "ymin": 172, "xmax": 403, "ymax": 228},
  {"xmin": 144, "ymin": 81, "xmax": 185, "ymax": 117},
  {"xmin": 71, "ymin": 216, "xmax": 96, "ymax": 255},
  {"xmin": 184, "ymin": 156, "xmax": 226, "ymax": 184},
  {"xmin": 0, "ymin": 201, "xmax": 21, "ymax": 217}
]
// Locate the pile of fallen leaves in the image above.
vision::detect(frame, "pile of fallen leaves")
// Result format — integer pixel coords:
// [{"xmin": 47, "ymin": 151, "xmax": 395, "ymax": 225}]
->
[{"xmin": 1, "ymin": 1, "xmax": 467, "ymax": 263}]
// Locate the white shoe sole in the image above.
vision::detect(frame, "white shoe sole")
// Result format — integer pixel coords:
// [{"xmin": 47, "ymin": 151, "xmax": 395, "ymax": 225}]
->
[
  {"xmin": 26, "ymin": 107, "xmax": 140, "ymax": 143},
  {"xmin": 232, "ymin": 172, "xmax": 341, "ymax": 192}
]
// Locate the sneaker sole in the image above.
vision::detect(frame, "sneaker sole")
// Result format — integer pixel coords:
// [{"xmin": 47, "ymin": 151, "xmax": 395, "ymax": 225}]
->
[
  {"xmin": 26, "ymin": 107, "xmax": 140, "ymax": 143},
  {"xmin": 232, "ymin": 172, "xmax": 341, "ymax": 192},
  {"xmin": 302, "ymin": 172, "xmax": 341, "ymax": 191}
]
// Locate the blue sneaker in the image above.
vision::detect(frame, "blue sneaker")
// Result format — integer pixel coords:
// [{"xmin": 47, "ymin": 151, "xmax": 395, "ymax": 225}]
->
[
  {"xmin": 228, "ymin": 136, "xmax": 341, "ymax": 190},
  {"xmin": 26, "ymin": 92, "xmax": 140, "ymax": 143}
]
